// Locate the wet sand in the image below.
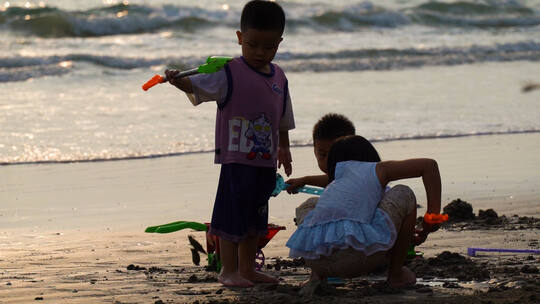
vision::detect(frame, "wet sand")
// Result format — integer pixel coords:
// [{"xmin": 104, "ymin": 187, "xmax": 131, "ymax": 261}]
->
[{"xmin": 1, "ymin": 133, "xmax": 539, "ymax": 303}]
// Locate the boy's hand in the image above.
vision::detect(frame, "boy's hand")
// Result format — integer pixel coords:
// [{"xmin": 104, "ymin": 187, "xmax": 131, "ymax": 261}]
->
[
  {"xmin": 164, "ymin": 69, "xmax": 193, "ymax": 93},
  {"xmin": 165, "ymin": 69, "xmax": 180, "ymax": 86},
  {"xmin": 284, "ymin": 177, "xmax": 305, "ymax": 194},
  {"xmin": 278, "ymin": 146, "xmax": 292, "ymax": 177}
]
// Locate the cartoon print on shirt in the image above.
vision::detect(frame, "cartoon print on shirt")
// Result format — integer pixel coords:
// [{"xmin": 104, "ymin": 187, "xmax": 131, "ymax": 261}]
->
[{"xmin": 244, "ymin": 113, "xmax": 272, "ymax": 160}]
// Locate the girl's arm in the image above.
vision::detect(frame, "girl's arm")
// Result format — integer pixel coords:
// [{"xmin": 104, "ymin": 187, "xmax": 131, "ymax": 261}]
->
[
  {"xmin": 376, "ymin": 159, "xmax": 442, "ymax": 244},
  {"xmin": 376, "ymin": 158, "xmax": 441, "ymax": 214}
]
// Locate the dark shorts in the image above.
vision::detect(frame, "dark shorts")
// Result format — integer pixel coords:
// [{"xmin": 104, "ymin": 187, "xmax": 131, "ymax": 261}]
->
[{"xmin": 209, "ymin": 163, "xmax": 276, "ymax": 243}]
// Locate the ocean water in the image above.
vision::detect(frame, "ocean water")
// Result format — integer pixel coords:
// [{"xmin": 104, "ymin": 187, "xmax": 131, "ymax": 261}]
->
[{"xmin": 1, "ymin": 0, "xmax": 540, "ymax": 164}]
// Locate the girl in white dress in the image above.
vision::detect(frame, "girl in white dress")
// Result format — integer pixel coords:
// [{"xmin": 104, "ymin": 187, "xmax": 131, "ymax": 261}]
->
[{"xmin": 286, "ymin": 135, "xmax": 442, "ymax": 287}]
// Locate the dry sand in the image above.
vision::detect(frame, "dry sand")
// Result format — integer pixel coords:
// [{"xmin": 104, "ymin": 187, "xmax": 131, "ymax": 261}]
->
[{"xmin": 1, "ymin": 133, "xmax": 539, "ymax": 303}]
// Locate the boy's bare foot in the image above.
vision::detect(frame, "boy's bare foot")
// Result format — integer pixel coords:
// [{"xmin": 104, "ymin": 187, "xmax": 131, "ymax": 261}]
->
[
  {"xmin": 218, "ymin": 272, "xmax": 254, "ymax": 288},
  {"xmin": 240, "ymin": 270, "xmax": 279, "ymax": 284},
  {"xmin": 387, "ymin": 266, "xmax": 416, "ymax": 288}
]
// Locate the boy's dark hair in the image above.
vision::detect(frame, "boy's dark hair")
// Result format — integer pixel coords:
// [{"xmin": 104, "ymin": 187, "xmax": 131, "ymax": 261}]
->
[
  {"xmin": 240, "ymin": 0, "xmax": 286, "ymax": 35},
  {"xmin": 313, "ymin": 113, "xmax": 356, "ymax": 142},
  {"xmin": 327, "ymin": 135, "xmax": 381, "ymax": 182}
]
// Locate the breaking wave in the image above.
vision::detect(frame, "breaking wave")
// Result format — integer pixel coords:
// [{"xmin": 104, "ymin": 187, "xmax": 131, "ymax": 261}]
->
[
  {"xmin": 1, "ymin": 41, "xmax": 539, "ymax": 82},
  {"xmin": 0, "ymin": 1, "xmax": 539, "ymax": 37}
]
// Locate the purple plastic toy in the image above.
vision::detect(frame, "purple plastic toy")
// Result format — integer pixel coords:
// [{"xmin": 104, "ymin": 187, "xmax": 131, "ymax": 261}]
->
[{"xmin": 467, "ymin": 247, "xmax": 540, "ymax": 257}]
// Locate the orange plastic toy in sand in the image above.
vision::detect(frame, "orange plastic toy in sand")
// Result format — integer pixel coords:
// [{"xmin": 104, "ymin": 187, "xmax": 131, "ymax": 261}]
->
[{"xmin": 424, "ymin": 213, "xmax": 449, "ymax": 224}]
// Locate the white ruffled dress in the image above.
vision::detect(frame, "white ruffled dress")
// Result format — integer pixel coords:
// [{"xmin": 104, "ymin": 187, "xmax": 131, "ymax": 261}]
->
[{"xmin": 286, "ymin": 161, "xmax": 397, "ymax": 259}]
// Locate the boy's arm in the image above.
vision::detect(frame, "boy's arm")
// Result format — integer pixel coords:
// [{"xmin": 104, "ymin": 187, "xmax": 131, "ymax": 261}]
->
[
  {"xmin": 165, "ymin": 69, "xmax": 228, "ymax": 107},
  {"xmin": 278, "ymin": 83, "xmax": 295, "ymax": 177},
  {"xmin": 285, "ymin": 174, "xmax": 328, "ymax": 193},
  {"xmin": 165, "ymin": 70, "xmax": 194, "ymax": 93},
  {"xmin": 278, "ymin": 130, "xmax": 292, "ymax": 177}
]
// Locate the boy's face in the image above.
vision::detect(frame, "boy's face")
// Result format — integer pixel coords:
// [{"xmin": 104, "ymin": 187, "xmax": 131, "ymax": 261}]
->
[
  {"xmin": 236, "ymin": 29, "xmax": 282, "ymax": 72},
  {"xmin": 314, "ymin": 139, "xmax": 335, "ymax": 174}
]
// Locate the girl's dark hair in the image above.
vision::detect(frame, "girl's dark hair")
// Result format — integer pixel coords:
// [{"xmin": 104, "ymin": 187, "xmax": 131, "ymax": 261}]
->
[
  {"xmin": 240, "ymin": 0, "xmax": 286, "ymax": 35},
  {"xmin": 327, "ymin": 135, "xmax": 381, "ymax": 182}
]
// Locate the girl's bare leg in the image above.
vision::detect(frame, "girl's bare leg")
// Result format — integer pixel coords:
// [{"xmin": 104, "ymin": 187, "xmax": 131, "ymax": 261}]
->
[
  {"xmin": 387, "ymin": 210, "xmax": 417, "ymax": 287},
  {"xmin": 218, "ymin": 239, "xmax": 253, "ymax": 287},
  {"xmin": 238, "ymin": 235, "xmax": 278, "ymax": 284}
]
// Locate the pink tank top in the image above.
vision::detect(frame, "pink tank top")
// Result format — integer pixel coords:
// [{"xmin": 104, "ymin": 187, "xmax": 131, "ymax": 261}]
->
[{"xmin": 214, "ymin": 57, "xmax": 288, "ymax": 168}]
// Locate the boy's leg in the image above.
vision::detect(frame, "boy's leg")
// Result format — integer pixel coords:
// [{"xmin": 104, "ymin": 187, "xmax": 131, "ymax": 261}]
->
[
  {"xmin": 235, "ymin": 165, "xmax": 278, "ymax": 284},
  {"xmin": 211, "ymin": 164, "xmax": 255, "ymax": 287},
  {"xmin": 238, "ymin": 235, "xmax": 279, "ymax": 283},
  {"xmin": 295, "ymin": 197, "xmax": 318, "ymax": 225},
  {"xmin": 212, "ymin": 163, "xmax": 277, "ymax": 285},
  {"xmin": 218, "ymin": 239, "xmax": 254, "ymax": 287}
]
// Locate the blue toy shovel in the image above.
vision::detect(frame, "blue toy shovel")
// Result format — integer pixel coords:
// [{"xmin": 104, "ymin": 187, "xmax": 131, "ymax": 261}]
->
[{"xmin": 271, "ymin": 173, "xmax": 324, "ymax": 197}]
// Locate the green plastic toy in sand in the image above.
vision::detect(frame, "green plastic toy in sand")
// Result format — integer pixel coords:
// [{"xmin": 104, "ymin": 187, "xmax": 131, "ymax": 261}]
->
[
  {"xmin": 145, "ymin": 220, "xmax": 221, "ymax": 271},
  {"xmin": 145, "ymin": 220, "xmax": 207, "ymax": 234}
]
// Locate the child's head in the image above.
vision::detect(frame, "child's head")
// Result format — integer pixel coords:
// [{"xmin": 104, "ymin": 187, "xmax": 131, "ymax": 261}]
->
[
  {"xmin": 327, "ymin": 135, "xmax": 381, "ymax": 182},
  {"xmin": 236, "ymin": 0, "xmax": 285, "ymax": 70},
  {"xmin": 312, "ymin": 113, "xmax": 356, "ymax": 173}
]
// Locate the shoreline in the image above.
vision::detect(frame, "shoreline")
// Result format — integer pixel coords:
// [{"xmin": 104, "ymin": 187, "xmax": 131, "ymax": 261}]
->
[
  {"xmin": 3, "ymin": 129, "xmax": 540, "ymax": 167},
  {"xmin": 1, "ymin": 132, "xmax": 539, "ymax": 232}
]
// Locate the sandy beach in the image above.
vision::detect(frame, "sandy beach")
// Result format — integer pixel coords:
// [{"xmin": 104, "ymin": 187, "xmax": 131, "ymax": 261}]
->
[
  {"xmin": 2, "ymin": 0, "xmax": 539, "ymax": 302},
  {"xmin": 1, "ymin": 133, "xmax": 539, "ymax": 303}
]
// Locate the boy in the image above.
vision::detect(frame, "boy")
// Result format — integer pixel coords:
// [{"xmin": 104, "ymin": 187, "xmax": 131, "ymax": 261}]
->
[
  {"xmin": 286, "ymin": 113, "xmax": 355, "ymax": 191},
  {"xmin": 165, "ymin": 1, "xmax": 294, "ymax": 288},
  {"xmin": 285, "ymin": 113, "xmax": 354, "ymax": 225}
]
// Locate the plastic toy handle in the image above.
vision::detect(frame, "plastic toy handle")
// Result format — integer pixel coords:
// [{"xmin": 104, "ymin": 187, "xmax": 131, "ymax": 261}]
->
[
  {"xmin": 297, "ymin": 186, "xmax": 324, "ymax": 196},
  {"xmin": 424, "ymin": 213, "xmax": 449, "ymax": 224},
  {"xmin": 142, "ymin": 74, "xmax": 165, "ymax": 91}
]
